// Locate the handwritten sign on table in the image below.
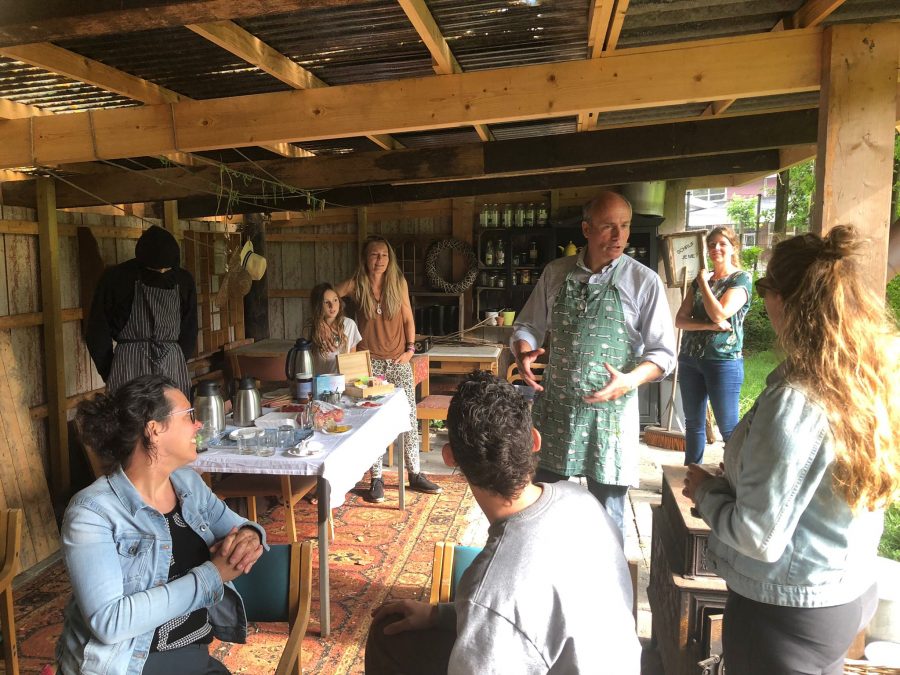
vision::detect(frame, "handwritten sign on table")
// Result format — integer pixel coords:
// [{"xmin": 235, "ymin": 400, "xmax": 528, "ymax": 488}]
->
[{"xmin": 660, "ymin": 232, "xmax": 707, "ymax": 288}]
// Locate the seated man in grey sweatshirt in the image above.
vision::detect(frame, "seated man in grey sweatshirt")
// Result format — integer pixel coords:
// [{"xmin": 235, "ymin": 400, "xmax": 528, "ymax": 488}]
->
[{"xmin": 365, "ymin": 371, "xmax": 640, "ymax": 674}]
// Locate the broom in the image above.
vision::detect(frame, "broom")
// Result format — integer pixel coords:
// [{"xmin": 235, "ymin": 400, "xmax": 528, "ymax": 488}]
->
[{"xmin": 644, "ymin": 273, "xmax": 687, "ymax": 451}]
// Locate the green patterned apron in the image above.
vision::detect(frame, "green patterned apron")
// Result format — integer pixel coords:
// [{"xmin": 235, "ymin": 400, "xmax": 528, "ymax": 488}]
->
[{"xmin": 533, "ymin": 261, "xmax": 638, "ymax": 485}]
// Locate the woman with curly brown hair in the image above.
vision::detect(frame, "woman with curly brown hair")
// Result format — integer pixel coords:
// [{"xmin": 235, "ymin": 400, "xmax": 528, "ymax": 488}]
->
[{"xmin": 682, "ymin": 225, "xmax": 900, "ymax": 674}]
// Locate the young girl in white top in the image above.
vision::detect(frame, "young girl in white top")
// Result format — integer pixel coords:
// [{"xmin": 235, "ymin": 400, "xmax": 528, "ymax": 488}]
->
[{"xmin": 308, "ymin": 282, "xmax": 362, "ymax": 374}]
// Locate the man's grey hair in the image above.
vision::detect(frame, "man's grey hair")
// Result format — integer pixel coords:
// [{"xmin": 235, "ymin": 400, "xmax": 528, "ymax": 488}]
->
[{"xmin": 582, "ymin": 191, "xmax": 633, "ymax": 222}]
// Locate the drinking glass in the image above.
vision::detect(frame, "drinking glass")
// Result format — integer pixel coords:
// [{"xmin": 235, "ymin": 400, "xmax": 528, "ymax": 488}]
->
[
  {"xmin": 239, "ymin": 430, "xmax": 258, "ymax": 456},
  {"xmin": 195, "ymin": 420, "xmax": 214, "ymax": 453},
  {"xmin": 277, "ymin": 425, "xmax": 294, "ymax": 450},
  {"xmin": 257, "ymin": 428, "xmax": 277, "ymax": 457}
]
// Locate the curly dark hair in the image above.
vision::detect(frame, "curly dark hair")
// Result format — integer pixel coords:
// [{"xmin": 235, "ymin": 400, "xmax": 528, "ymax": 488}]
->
[
  {"xmin": 75, "ymin": 374, "xmax": 178, "ymax": 473},
  {"xmin": 447, "ymin": 371, "xmax": 537, "ymax": 500}
]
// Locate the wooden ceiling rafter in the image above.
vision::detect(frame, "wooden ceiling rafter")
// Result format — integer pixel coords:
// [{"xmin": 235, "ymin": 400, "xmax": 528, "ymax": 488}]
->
[
  {"xmin": 0, "ymin": 40, "xmax": 307, "ymax": 162},
  {"xmin": 702, "ymin": 0, "xmax": 848, "ymax": 118},
  {"xmin": 396, "ymin": 0, "xmax": 493, "ymax": 142},
  {"xmin": 579, "ymin": 0, "xmax": 629, "ymax": 132},
  {"xmin": 185, "ymin": 20, "xmax": 399, "ymax": 152},
  {"xmin": 0, "ymin": 1, "xmax": 363, "ymax": 48},
  {"xmin": 0, "ymin": 28, "xmax": 824, "ymax": 170}
]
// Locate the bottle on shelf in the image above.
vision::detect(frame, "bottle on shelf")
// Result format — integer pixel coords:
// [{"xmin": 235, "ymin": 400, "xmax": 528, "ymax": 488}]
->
[
  {"xmin": 514, "ymin": 203, "xmax": 525, "ymax": 228},
  {"xmin": 537, "ymin": 202, "xmax": 549, "ymax": 226},
  {"xmin": 529, "ymin": 240, "xmax": 539, "ymax": 264},
  {"xmin": 501, "ymin": 204, "xmax": 513, "ymax": 228},
  {"xmin": 490, "ymin": 203, "xmax": 499, "ymax": 227},
  {"xmin": 524, "ymin": 203, "xmax": 535, "ymax": 227},
  {"xmin": 496, "ymin": 239, "xmax": 505, "ymax": 266},
  {"xmin": 485, "ymin": 239, "xmax": 495, "ymax": 266},
  {"xmin": 479, "ymin": 203, "xmax": 488, "ymax": 227}
]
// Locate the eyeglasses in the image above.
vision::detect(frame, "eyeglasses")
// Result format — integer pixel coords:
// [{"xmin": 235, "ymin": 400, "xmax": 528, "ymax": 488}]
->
[
  {"xmin": 166, "ymin": 407, "xmax": 196, "ymax": 423},
  {"xmin": 755, "ymin": 277, "xmax": 775, "ymax": 298}
]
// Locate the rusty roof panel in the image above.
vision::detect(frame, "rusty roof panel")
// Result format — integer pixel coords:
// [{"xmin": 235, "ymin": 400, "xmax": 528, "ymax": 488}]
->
[
  {"xmin": 428, "ymin": 0, "xmax": 590, "ymax": 70},
  {"xmin": 618, "ymin": 0, "xmax": 801, "ymax": 48},
  {"xmin": 236, "ymin": 1, "xmax": 435, "ymax": 85},
  {"xmin": 294, "ymin": 137, "xmax": 386, "ymax": 155},
  {"xmin": 0, "ymin": 55, "xmax": 138, "ymax": 112},
  {"xmin": 489, "ymin": 117, "xmax": 578, "ymax": 139},
  {"xmin": 56, "ymin": 27, "xmax": 291, "ymax": 100},
  {"xmin": 825, "ymin": 0, "xmax": 900, "ymax": 24},
  {"xmin": 392, "ymin": 127, "xmax": 484, "ymax": 148},
  {"xmin": 597, "ymin": 103, "xmax": 708, "ymax": 126},
  {"xmin": 726, "ymin": 91, "xmax": 819, "ymax": 115}
]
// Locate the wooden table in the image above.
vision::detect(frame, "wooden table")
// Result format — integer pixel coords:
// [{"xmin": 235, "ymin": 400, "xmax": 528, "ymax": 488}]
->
[
  {"xmin": 424, "ymin": 344, "xmax": 503, "ymax": 376},
  {"xmin": 192, "ymin": 391, "xmax": 411, "ymax": 636}
]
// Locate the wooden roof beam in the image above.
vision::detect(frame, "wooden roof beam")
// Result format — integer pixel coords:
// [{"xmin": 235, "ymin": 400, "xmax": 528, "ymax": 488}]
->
[
  {"xmin": 0, "ymin": 41, "xmax": 302, "ymax": 162},
  {"xmin": 0, "ymin": 97, "xmax": 51, "ymax": 120},
  {"xmin": 396, "ymin": 0, "xmax": 493, "ymax": 142},
  {"xmin": 703, "ymin": 0, "xmax": 847, "ymax": 116},
  {"xmin": 187, "ymin": 20, "xmax": 401, "ymax": 151},
  {"xmin": 0, "ymin": 1, "xmax": 364, "ymax": 48},
  {"xmin": 0, "ymin": 29, "xmax": 825, "ymax": 169},
  {"xmin": 580, "ymin": 0, "xmax": 629, "ymax": 131}
]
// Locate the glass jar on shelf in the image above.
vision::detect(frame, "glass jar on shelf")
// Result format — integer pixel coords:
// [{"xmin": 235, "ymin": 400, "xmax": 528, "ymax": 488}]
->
[
  {"xmin": 524, "ymin": 203, "xmax": 535, "ymax": 227},
  {"xmin": 501, "ymin": 204, "xmax": 513, "ymax": 228},
  {"xmin": 537, "ymin": 202, "xmax": 549, "ymax": 226},
  {"xmin": 514, "ymin": 203, "xmax": 525, "ymax": 228},
  {"xmin": 518, "ymin": 269, "xmax": 531, "ymax": 285},
  {"xmin": 496, "ymin": 275, "xmax": 506, "ymax": 288},
  {"xmin": 528, "ymin": 240, "xmax": 539, "ymax": 264}
]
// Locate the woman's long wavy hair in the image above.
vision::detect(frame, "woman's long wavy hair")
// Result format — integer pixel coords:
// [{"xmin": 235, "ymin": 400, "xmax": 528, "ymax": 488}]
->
[
  {"xmin": 766, "ymin": 225, "xmax": 899, "ymax": 510},
  {"xmin": 309, "ymin": 282, "xmax": 347, "ymax": 355},
  {"xmin": 353, "ymin": 236, "xmax": 404, "ymax": 320}
]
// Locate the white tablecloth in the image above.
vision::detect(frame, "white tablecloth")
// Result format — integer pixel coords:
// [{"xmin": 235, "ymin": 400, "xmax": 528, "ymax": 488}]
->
[{"xmin": 192, "ymin": 390, "xmax": 412, "ymax": 510}]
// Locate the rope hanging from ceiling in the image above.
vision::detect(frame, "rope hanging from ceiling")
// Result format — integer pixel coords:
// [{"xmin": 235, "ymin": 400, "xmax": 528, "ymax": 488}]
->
[{"xmin": 424, "ymin": 238, "xmax": 478, "ymax": 294}]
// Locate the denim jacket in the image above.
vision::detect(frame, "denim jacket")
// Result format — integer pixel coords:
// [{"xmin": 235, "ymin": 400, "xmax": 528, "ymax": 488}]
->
[
  {"xmin": 56, "ymin": 467, "xmax": 268, "ymax": 675},
  {"xmin": 694, "ymin": 365, "xmax": 883, "ymax": 608}
]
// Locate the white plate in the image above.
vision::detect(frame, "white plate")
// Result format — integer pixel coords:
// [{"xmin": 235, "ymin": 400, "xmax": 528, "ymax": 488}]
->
[
  {"xmin": 254, "ymin": 411, "xmax": 300, "ymax": 429},
  {"xmin": 320, "ymin": 424, "xmax": 353, "ymax": 435},
  {"xmin": 285, "ymin": 440, "xmax": 325, "ymax": 457},
  {"xmin": 228, "ymin": 427, "xmax": 261, "ymax": 441}
]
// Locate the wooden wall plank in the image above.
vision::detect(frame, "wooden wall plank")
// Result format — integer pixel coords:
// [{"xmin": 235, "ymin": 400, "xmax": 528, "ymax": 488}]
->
[
  {"xmin": 6, "ymin": 234, "xmax": 39, "ymax": 313},
  {"xmin": 0, "ymin": 235, "xmax": 8, "ymax": 317}
]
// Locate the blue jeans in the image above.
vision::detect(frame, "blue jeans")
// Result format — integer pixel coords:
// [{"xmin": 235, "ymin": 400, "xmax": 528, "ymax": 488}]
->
[{"xmin": 678, "ymin": 356, "xmax": 744, "ymax": 465}]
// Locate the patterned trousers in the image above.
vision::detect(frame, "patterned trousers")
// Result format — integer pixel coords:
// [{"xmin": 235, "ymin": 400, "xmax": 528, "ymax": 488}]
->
[{"xmin": 370, "ymin": 358, "xmax": 420, "ymax": 479}]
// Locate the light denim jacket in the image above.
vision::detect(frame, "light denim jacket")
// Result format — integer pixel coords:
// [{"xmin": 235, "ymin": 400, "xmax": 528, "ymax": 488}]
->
[
  {"xmin": 56, "ymin": 467, "xmax": 268, "ymax": 675},
  {"xmin": 694, "ymin": 365, "xmax": 883, "ymax": 608}
]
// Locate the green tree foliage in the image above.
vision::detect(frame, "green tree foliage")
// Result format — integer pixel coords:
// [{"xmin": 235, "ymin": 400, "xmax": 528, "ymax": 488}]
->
[
  {"xmin": 787, "ymin": 160, "xmax": 816, "ymax": 233},
  {"xmin": 725, "ymin": 195, "xmax": 758, "ymax": 234},
  {"xmin": 741, "ymin": 246, "xmax": 761, "ymax": 270}
]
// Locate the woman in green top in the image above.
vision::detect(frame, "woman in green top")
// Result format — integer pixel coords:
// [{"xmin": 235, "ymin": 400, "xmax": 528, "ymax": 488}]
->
[{"xmin": 675, "ymin": 226, "xmax": 753, "ymax": 465}]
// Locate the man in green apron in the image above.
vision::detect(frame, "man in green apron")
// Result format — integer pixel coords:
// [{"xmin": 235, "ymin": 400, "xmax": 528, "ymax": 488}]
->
[{"xmin": 511, "ymin": 192, "xmax": 675, "ymax": 541}]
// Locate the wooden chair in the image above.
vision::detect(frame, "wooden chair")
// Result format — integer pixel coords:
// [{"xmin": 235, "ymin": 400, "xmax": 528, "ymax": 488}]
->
[
  {"xmin": 0, "ymin": 509, "xmax": 23, "ymax": 675},
  {"xmin": 416, "ymin": 395, "xmax": 452, "ymax": 453},
  {"xmin": 213, "ymin": 474, "xmax": 319, "ymax": 544},
  {"xmin": 505, "ymin": 361, "xmax": 545, "ymax": 385},
  {"xmin": 429, "ymin": 540, "xmax": 639, "ymax": 625},
  {"xmin": 233, "ymin": 540, "xmax": 313, "ymax": 675}
]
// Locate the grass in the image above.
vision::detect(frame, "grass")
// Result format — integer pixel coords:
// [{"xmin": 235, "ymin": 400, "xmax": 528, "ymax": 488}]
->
[
  {"xmin": 739, "ymin": 349, "xmax": 780, "ymax": 417},
  {"xmin": 741, "ymin": 350, "xmax": 900, "ymax": 563}
]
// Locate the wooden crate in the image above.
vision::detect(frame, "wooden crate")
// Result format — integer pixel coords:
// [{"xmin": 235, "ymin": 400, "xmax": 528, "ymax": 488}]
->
[
  {"xmin": 661, "ymin": 465, "xmax": 717, "ymax": 578},
  {"xmin": 338, "ymin": 350, "xmax": 396, "ymax": 398},
  {"xmin": 648, "ymin": 504, "xmax": 728, "ymax": 675}
]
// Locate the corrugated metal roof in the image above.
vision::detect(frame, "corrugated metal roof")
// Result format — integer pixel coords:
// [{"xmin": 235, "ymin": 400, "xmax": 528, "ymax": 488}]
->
[
  {"xmin": 617, "ymin": 0, "xmax": 801, "ymax": 48},
  {"xmin": 392, "ymin": 127, "xmax": 483, "ymax": 148},
  {"xmin": 727, "ymin": 91, "xmax": 820, "ymax": 115},
  {"xmin": 237, "ymin": 1, "xmax": 434, "ymax": 86},
  {"xmin": 825, "ymin": 0, "xmax": 900, "ymax": 24},
  {"xmin": 0, "ymin": 55, "xmax": 137, "ymax": 112},
  {"xmin": 428, "ymin": 0, "xmax": 590, "ymax": 70},
  {"xmin": 597, "ymin": 103, "xmax": 708, "ymax": 126},
  {"xmin": 490, "ymin": 117, "xmax": 578, "ymax": 139}
]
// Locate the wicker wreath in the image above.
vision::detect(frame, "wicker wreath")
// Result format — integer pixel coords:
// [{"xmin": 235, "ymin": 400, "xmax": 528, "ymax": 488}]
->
[{"xmin": 425, "ymin": 238, "xmax": 479, "ymax": 293}]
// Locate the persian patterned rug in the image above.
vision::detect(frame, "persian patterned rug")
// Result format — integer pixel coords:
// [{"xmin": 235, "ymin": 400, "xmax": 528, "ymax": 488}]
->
[{"xmin": 11, "ymin": 472, "xmax": 478, "ymax": 674}]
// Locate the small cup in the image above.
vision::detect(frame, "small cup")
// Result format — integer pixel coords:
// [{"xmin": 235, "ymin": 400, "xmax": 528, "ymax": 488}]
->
[
  {"xmin": 502, "ymin": 310, "xmax": 515, "ymax": 326},
  {"xmin": 238, "ymin": 430, "xmax": 258, "ymax": 456},
  {"xmin": 257, "ymin": 428, "xmax": 277, "ymax": 457},
  {"xmin": 277, "ymin": 425, "xmax": 294, "ymax": 450}
]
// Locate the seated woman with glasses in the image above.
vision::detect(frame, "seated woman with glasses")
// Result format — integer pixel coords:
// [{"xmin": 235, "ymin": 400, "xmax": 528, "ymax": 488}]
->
[
  {"xmin": 682, "ymin": 226, "xmax": 900, "ymax": 675},
  {"xmin": 56, "ymin": 374, "xmax": 266, "ymax": 675}
]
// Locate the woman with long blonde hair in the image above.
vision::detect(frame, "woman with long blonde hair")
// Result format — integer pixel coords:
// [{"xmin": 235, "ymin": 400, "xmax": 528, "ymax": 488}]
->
[
  {"xmin": 336, "ymin": 236, "xmax": 442, "ymax": 502},
  {"xmin": 682, "ymin": 225, "xmax": 899, "ymax": 674}
]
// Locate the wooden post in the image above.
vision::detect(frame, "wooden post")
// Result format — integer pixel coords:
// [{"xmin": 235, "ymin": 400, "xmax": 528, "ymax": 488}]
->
[
  {"xmin": 162, "ymin": 200, "xmax": 180, "ymax": 237},
  {"xmin": 773, "ymin": 169, "xmax": 789, "ymax": 236},
  {"xmin": 356, "ymin": 207, "xmax": 367, "ymax": 255},
  {"xmin": 813, "ymin": 23, "xmax": 899, "ymax": 291},
  {"xmin": 451, "ymin": 198, "xmax": 474, "ymax": 326},
  {"xmin": 36, "ymin": 177, "xmax": 69, "ymax": 501}
]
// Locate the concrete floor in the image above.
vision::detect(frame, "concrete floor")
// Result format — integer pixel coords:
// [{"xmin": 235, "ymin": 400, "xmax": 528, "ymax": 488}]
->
[{"xmin": 417, "ymin": 427, "xmax": 726, "ymax": 674}]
